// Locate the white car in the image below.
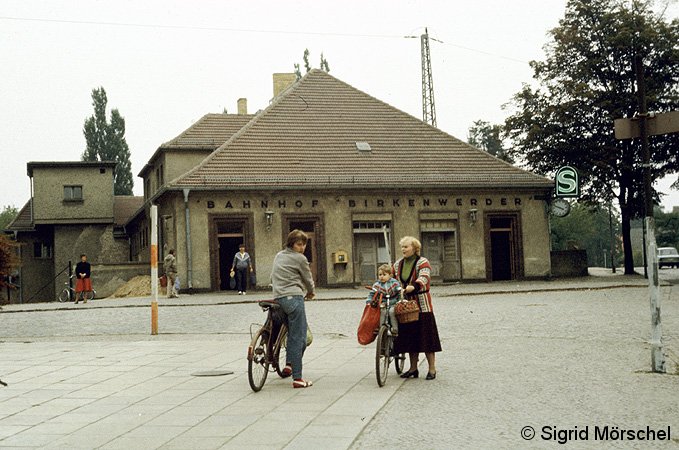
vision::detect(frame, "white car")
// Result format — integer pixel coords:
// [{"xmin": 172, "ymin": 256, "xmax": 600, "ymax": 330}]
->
[{"xmin": 657, "ymin": 247, "xmax": 679, "ymax": 269}]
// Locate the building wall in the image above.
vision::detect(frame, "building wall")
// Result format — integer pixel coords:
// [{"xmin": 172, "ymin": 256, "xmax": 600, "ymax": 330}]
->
[
  {"xmin": 158, "ymin": 189, "xmax": 551, "ymax": 290},
  {"xmin": 53, "ymin": 224, "xmax": 129, "ymax": 297},
  {"xmin": 32, "ymin": 166, "xmax": 115, "ymax": 223},
  {"xmin": 15, "ymin": 226, "xmax": 55, "ymax": 303}
]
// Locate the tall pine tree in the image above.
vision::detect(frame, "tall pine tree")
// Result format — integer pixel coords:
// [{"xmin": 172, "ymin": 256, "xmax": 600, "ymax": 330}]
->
[{"xmin": 82, "ymin": 87, "xmax": 134, "ymax": 195}]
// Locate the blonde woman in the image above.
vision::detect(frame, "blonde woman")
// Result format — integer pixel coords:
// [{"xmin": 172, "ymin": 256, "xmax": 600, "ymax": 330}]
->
[{"xmin": 393, "ymin": 236, "xmax": 442, "ymax": 380}]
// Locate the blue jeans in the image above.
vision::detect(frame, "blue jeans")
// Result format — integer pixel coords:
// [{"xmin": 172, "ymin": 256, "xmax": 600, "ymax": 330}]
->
[{"xmin": 276, "ymin": 295, "xmax": 307, "ymax": 379}]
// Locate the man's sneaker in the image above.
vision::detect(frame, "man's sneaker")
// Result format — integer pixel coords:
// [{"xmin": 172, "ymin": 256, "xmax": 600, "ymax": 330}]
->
[
  {"xmin": 242, "ymin": 291, "xmax": 246, "ymax": 295},
  {"xmin": 293, "ymin": 379, "xmax": 313, "ymax": 389}
]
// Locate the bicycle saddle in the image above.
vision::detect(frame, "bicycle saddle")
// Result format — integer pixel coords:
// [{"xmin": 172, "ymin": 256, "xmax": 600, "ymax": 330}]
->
[{"xmin": 258, "ymin": 300, "xmax": 280, "ymax": 310}]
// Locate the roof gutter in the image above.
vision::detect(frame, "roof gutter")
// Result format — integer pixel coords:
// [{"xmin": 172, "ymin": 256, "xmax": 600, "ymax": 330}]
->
[{"xmin": 183, "ymin": 188, "xmax": 193, "ymax": 290}]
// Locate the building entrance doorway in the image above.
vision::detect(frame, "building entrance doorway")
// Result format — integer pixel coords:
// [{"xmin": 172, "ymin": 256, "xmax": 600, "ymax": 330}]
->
[
  {"xmin": 210, "ymin": 217, "xmax": 252, "ymax": 291},
  {"xmin": 485, "ymin": 214, "xmax": 523, "ymax": 281},
  {"xmin": 353, "ymin": 221, "xmax": 391, "ymax": 285},
  {"xmin": 287, "ymin": 219, "xmax": 320, "ymax": 284}
]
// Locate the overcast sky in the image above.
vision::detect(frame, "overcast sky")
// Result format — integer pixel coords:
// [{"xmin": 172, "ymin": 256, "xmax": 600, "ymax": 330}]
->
[{"xmin": 2, "ymin": 0, "xmax": 678, "ymax": 213}]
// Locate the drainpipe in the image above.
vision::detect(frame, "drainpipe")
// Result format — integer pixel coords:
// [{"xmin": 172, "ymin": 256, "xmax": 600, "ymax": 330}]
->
[{"xmin": 183, "ymin": 189, "xmax": 193, "ymax": 290}]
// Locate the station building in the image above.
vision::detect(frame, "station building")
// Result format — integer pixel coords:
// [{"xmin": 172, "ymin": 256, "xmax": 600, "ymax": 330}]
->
[{"xmin": 6, "ymin": 69, "xmax": 554, "ymax": 302}]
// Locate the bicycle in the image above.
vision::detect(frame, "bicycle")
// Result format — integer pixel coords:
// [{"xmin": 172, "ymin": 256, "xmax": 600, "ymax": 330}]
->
[
  {"xmin": 58, "ymin": 275, "xmax": 96, "ymax": 303},
  {"xmin": 247, "ymin": 300, "xmax": 290, "ymax": 392},
  {"xmin": 372, "ymin": 289, "xmax": 406, "ymax": 387}
]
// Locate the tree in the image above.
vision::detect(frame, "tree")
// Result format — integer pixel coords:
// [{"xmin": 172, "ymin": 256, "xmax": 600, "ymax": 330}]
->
[
  {"xmin": 0, "ymin": 205, "xmax": 18, "ymax": 231},
  {"xmin": 82, "ymin": 87, "xmax": 134, "ymax": 195},
  {"xmin": 654, "ymin": 207, "xmax": 679, "ymax": 249},
  {"xmin": 294, "ymin": 49, "xmax": 331, "ymax": 80},
  {"xmin": 551, "ymin": 202, "xmax": 622, "ymax": 267},
  {"xmin": 467, "ymin": 120, "xmax": 514, "ymax": 163},
  {"xmin": 504, "ymin": 0, "xmax": 679, "ymax": 274},
  {"xmin": 0, "ymin": 234, "xmax": 19, "ymax": 289}
]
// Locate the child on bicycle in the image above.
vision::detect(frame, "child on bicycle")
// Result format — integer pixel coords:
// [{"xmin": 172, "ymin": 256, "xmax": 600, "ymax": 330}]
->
[{"xmin": 367, "ymin": 264, "xmax": 401, "ymax": 336}]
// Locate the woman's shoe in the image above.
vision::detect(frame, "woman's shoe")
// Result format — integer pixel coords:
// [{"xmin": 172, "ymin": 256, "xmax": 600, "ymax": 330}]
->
[
  {"xmin": 400, "ymin": 369, "xmax": 419, "ymax": 379},
  {"xmin": 281, "ymin": 364, "xmax": 292, "ymax": 378},
  {"xmin": 293, "ymin": 378, "xmax": 313, "ymax": 388},
  {"xmin": 426, "ymin": 371, "xmax": 437, "ymax": 380}
]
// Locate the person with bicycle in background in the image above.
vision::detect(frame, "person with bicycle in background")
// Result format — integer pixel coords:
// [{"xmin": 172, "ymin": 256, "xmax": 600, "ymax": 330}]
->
[
  {"xmin": 271, "ymin": 230, "xmax": 315, "ymax": 388},
  {"xmin": 74, "ymin": 254, "xmax": 91, "ymax": 304}
]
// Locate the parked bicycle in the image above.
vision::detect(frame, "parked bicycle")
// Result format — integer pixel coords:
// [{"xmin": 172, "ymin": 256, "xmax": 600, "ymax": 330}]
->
[
  {"xmin": 247, "ymin": 300, "xmax": 290, "ymax": 392},
  {"xmin": 58, "ymin": 275, "xmax": 96, "ymax": 303},
  {"xmin": 373, "ymin": 289, "xmax": 406, "ymax": 387}
]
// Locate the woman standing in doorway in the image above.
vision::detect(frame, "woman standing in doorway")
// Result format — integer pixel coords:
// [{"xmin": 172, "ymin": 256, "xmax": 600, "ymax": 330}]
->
[
  {"xmin": 231, "ymin": 244, "xmax": 253, "ymax": 295},
  {"xmin": 393, "ymin": 236, "xmax": 442, "ymax": 380}
]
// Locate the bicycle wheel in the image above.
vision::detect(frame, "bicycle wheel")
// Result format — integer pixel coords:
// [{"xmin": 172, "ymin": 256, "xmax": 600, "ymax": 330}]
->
[
  {"xmin": 274, "ymin": 325, "xmax": 289, "ymax": 378},
  {"xmin": 247, "ymin": 328, "xmax": 270, "ymax": 392},
  {"xmin": 58, "ymin": 288, "xmax": 71, "ymax": 303},
  {"xmin": 84, "ymin": 290, "xmax": 95, "ymax": 301},
  {"xmin": 375, "ymin": 326, "xmax": 390, "ymax": 387}
]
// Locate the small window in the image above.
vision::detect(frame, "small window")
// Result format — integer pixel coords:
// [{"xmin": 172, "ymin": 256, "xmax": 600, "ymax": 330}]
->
[
  {"xmin": 33, "ymin": 242, "xmax": 53, "ymax": 259},
  {"xmin": 64, "ymin": 185, "xmax": 83, "ymax": 201}
]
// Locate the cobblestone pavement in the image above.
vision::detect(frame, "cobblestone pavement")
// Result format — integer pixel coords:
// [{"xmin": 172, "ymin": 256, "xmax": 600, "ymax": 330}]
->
[{"xmin": 1, "ymin": 271, "xmax": 678, "ymax": 448}]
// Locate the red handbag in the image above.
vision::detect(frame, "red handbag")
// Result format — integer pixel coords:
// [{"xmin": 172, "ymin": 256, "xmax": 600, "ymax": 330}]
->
[{"xmin": 357, "ymin": 304, "xmax": 381, "ymax": 345}]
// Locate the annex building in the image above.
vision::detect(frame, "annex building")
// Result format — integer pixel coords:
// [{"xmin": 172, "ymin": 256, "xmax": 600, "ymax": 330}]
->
[{"xmin": 6, "ymin": 70, "xmax": 554, "ymax": 302}]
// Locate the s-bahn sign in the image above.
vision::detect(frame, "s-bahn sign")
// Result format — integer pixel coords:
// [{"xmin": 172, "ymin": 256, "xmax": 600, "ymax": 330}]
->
[{"xmin": 555, "ymin": 166, "xmax": 579, "ymax": 198}]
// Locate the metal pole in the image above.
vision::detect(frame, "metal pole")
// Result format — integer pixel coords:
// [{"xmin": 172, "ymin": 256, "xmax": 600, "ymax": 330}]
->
[
  {"xmin": 608, "ymin": 204, "xmax": 616, "ymax": 273},
  {"xmin": 635, "ymin": 54, "xmax": 665, "ymax": 373},
  {"xmin": 150, "ymin": 205, "xmax": 159, "ymax": 335}
]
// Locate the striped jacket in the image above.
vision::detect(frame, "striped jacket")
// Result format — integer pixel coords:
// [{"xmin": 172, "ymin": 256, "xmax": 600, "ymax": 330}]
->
[
  {"xmin": 366, "ymin": 278, "xmax": 402, "ymax": 307},
  {"xmin": 393, "ymin": 256, "xmax": 433, "ymax": 313}
]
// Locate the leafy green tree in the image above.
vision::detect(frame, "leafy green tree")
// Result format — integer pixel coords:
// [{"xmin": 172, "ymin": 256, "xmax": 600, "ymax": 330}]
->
[
  {"xmin": 82, "ymin": 87, "xmax": 134, "ymax": 195},
  {"xmin": 0, "ymin": 205, "xmax": 18, "ymax": 231},
  {"xmin": 654, "ymin": 207, "xmax": 679, "ymax": 249},
  {"xmin": 551, "ymin": 202, "xmax": 622, "ymax": 267},
  {"xmin": 504, "ymin": 0, "xmax": 679, "ymax": 274},
  {"xmin": 294, "ymin": 49, "xmax": 331, "ymax": 80},
  {"xmin": 467, "ymin": 120, "xmax": 514, "ymax": 163}
]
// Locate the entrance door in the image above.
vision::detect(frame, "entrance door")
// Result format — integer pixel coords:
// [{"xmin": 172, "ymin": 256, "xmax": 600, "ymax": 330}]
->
[
  {"xmin": 490, "ymin": 230, "xmax": 512, "ymax": 280},
  {"xmin": 219, "ymin": 236, "xmax": 241, "ymax": 290},
  {"xmin": 355, "ymin": 234, "xmax": 378, "ymax": 283},
  {"xmin": 421, "ymin": 232, "xmax": 443, "ymax": 278},
  {"xmin": 486, "ymin": 215, "xmax": 522, "ymax": 281},
  {"xmin": 215, "ymin": 220, "xmax": 246, "ymax": 291},
  {"xmin": 289, "ymin": 220, "xmax": 318, "ymax": 283}
]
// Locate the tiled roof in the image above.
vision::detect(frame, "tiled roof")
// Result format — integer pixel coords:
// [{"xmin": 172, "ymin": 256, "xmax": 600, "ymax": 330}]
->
[
  {"xmin": 160, "ymin": 114, "xmax": 255, "ymax": 150},
  {"xmin": 172, "ymin": 70, "xmax": 552, "ymax": 190},
  {"xmin": 5, "ymin": 200, "xmax": 33, "ymax": 232},
  {"xmin": 113, "ymin": 196, "xmax": 144, "ymax": 226}
]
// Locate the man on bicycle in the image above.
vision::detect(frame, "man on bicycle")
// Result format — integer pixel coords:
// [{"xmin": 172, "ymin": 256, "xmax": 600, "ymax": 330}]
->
[{"xmin": 271, "ymin": 230, "xmax": 315, "ymax": 388}]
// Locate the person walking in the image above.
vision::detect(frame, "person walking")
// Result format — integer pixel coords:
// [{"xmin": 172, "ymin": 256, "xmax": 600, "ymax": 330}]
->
[
  {"xmin": 271, "ymin": 230, "xmax": 315, "ymax": 388},
  {"xmin": 74, "ymin": 254, "xmax": 92, "ymax": 304},
  {"xmin": 164, "ymin": 249, "xmax": 179, "ymax": 298},
  {"xmin": 393, "ymin": 236, "xmax": 442, "ymax": 380},
  {"xmin": 231, "ymin": 244, "xmax": 253, "ymax": 295}
]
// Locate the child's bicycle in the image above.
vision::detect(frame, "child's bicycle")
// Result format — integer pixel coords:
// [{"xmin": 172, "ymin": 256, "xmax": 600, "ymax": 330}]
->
[
  {"xmin": 368, "ymin": 287, "xmax": 406, "ymax": 387},
  {"xmin": 247, "ymin": 300, "xmax": 290, "ymax": 392},
  {"xmin": 58, "ymin": 275, "xmax": 96, "ymax": 303}
]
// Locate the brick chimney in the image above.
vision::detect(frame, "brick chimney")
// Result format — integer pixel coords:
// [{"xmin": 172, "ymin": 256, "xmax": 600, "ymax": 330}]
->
[
  {"xmin": 273, "ymin": 73, "xmax": 297, "ymax": 98},
  {"xmin": 237, "ymin": 98, "xmax": 247, "ymax": 115}
]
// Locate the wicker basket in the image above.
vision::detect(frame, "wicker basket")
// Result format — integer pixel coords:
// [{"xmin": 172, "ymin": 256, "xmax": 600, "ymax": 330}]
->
[{"xmin": 395, "ymin": 300, "xmax": 420, "ymax": 323}]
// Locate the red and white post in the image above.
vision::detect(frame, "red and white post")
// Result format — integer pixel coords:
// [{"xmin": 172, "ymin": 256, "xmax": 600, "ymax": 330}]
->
[{"xmin": 150, "ymin": 204, "xmax": 159, "ymax": 335}]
